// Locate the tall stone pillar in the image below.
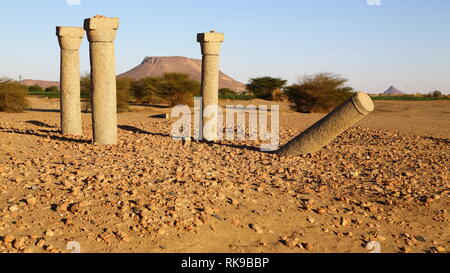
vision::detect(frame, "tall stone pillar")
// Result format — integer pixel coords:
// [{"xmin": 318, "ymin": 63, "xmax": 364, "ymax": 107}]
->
[
  {"xmin": 56, "ymin": 26, "xmax": 84, "ymax": 136},
  {"xmin": 276, "ymin": 92, "xmax": 375, "ymax": 156},
  {"xmin": 84, "ymin": 15, "xmax": 119, "ymax": 145},
  {"xmin": 197, "ymin": 31, "xmax": 224, "ymax": 141}
]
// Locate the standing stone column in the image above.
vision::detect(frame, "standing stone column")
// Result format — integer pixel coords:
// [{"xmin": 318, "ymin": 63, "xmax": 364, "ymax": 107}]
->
[
  {"xmin": 197, "ymin": 31, "xmax": 224, "ymax": 141},
  {"xmin": 84, "ymin": 15, "xmax": 119, "ymax": 145},
  {"xmin": 276, "ymin": 92, "xmax": 374, "ymax": 156},
  {"xmin": 56, "ymin": 26, "xmax": 84, "ymax": 136}
]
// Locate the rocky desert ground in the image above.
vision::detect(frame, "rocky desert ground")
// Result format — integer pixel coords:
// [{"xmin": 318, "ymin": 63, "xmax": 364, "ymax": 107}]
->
[{"xmin": 0, "ymin": 97, "xmax": 448, "ymax": 253}]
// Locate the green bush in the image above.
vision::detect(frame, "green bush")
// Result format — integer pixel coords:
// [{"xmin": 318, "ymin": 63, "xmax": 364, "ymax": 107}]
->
[
  {"xmin": 285, "ymin": 72, "xmax": 354, "ymax": 113},
  {"xmin": 28, "ymin": 85, "xmax": 43, "ymax": 93},
  {"xmin": 219, "ymin": 94, "xmax": 256, "ymax": 100},
  {"xmin": 219, "ymin": 88, "xmax": 237, "ymax": 96},
  {"xmin": 80, "ymin": 74, "xmax": 131, "ymax": 113},
  {"xmin": 131, "ymin": 77, "xmax": 160, "ymax": 103},
  {"xmin": 80, "ymin": 73, "xmax": 91, "ymax": 99},
  {"xmin": 80, "ymin": 73, "xmax": 92, "ymax": 112},
  {"xmin": 0, "ymin": 78, "xmax": 29, "ymax": 112},
  {"xmin": 156, "ymin": 73, "xmax": 200, "ymax": 106},
  {"xmin": 246, "ymin": 77, "xmax": 287, "ymax": 100},
  {"xmin": 432, "ymin": 90, "xmax": 443, "ymax": 98},
  {"xmin": 132, "ymin": 73, "xmax": 200, "ymax": 106},
  {"xmin": 45, "ymin": 86, "xmax": 59, "ymax": 92},
  {"xmin": 116, "ymin": 77, "xmax": 132, "ymax": 113}
]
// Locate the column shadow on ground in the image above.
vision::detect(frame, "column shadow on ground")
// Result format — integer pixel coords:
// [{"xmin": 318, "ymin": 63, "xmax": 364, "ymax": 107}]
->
[
  {"xmin": 130, "ymin": 103, "xmax": 171, "ymax": 109},
  {"xmin": 200, "ymin": 140, "xmax": 269, "ymax": 153},
  {"xmin": 26, "ymin": 108, "xmax": 60, "ymax": 113},
  {"xmin": 118, "ymin": 125, "xmax": 170, "ymax": 138},
  {"xmin": 0, "ymin": 127, "xmax": 91, "ymax": 144},
  {"xmin": 2, "ymin": 123, "xmax": 275, "ymax": 152},
  {"xmin": 118, "ymin": 124, "xmax": 268, "ymax": 153},
  {"xmin": 425, "ymin": 136, "xmax": 450, "ymax": 144},
  {"xmin": 26, "ymin": 120, "xmax": 57, "ymax": 128}
]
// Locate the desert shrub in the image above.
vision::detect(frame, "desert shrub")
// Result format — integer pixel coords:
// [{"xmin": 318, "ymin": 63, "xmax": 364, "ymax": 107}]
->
[
  {"xmin": 132, "ymin": 73, "xmax": 200, "ymax": 106},
  {"xmin": 80, "ymin": 73, "xmax": 91, "ymax": 99},
  {"xmin": 116, "ymin": 77, "xmax": 132, "ymax": 113},
  {"xmin": 246, "ymin": 77, "xmax": 287, "ymax": 100},
  {"xmin": 0, "ymin": 78, "xmax": 29, "ymax": 112},
  {"xmin": 432, "ymin": 90, "xmax": 443, "ymax": 98},
  {"xmin": 270, "ymin": 88, "xmax": 288, "ymax": 101},
  {"xmin": 155, "ymin": 73, "xmax": 200, "ymax": 106},
  {"xmin": 285, "ymin": 72, "xmax": 354, "ymax": 113},
  {"xmin": 28, "ymin": 85, "xmax": 43, "ymax": 93},
  {"xmin": 80, "ymin": 73, "xmax": 92, "ymax": 112},
  {"xmin": 131, "ymin": 77, "xmax": 160, "ymax": 103},
  {"xmin": 45, "ymin": 86, "xmax": 59, "ymax": 92},
  {"xmin": 219, "ymin": 94, "xmax": 256, "ymax": 100},
  {"xmin": 219, "ymin": 88, "xmax": 237, "ymax": 96},
  {"xmin": 80, "ymin": 73, "xmax": 132, "ymax": 113}
]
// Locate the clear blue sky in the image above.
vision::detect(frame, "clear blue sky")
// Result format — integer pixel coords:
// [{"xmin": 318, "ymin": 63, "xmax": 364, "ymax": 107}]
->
[{"xmin": 0, "ymin": 0, "xmax": 449, "ymax": 94}]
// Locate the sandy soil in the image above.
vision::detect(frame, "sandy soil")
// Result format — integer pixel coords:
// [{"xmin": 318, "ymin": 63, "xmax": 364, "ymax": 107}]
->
[{"xmin": 0, "ymin": 97, "xmax": 448, "ymax": 253}]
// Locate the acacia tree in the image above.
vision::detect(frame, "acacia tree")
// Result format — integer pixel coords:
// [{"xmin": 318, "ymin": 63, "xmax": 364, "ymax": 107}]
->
[
  {"xmin": 285, "ymin": 72, "xmax": 354, "ymax": 113},
  {"xmin": 132, "ymin": 73, "xmax": 200, "ymax": 106},
  {"xmin": 432, "ymin": 90, "xmax": 443, "ymax": 98},
  {"xmin": 155, "ymin": 73, "xmax": 200, "ymax": 106},
  {"xmin": 131, "ymin": 77, "xmax": 160, "ymax": 103},
  {"xmin": 246, "ymin": 77, "xmax": 287, "ymax": 100}
]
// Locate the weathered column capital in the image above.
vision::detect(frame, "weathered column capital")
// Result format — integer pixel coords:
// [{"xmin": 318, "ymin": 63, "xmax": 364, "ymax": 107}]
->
[
  {"xmin": 56, "ymin": 26, "xmax": 84, "ymax": 50},
  {"xmin": 197, "ymin": 31, "xmax": 224, "ymax": 55},
  {"xmin": 84, "ymin": 15, "xmax": 119, "ymax": 42}
]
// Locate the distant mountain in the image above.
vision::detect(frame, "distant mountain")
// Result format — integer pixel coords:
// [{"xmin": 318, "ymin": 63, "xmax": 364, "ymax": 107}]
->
[
  {"xmin": 118, "ymin": 56, "xmax": 246, "ymax": 92},
  {"xmin": 22, "ymin": 56, "xmax": 247, "ymax": 93},
  {"xmin": 21, "ymin": 79, "xmax": 59, "ymax": 89},
  {"xmin": 383, "ymin": 86, "xmax": 406, "ymax": 95}
]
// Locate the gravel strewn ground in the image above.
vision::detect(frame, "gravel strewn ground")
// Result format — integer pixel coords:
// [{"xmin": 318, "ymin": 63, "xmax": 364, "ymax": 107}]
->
[{"xmin": 0, "ymin": 98, "xmax": 448, "ymax": 253}]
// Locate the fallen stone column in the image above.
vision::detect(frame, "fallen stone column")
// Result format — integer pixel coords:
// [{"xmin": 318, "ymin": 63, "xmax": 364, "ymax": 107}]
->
[
  {"xmin": 56, "ymin": 26, "xmax": 84, "ymax": 136},
  {"xmin": 276, "ymin": 92, "xmax": 374, "ymax": 156},
  {"xmin": 84, "ymin": 15, "xmax": 119, "ymax": 145},
  {"xmin": 197, "ymin": 31, "xmax": 224, "ymax": 141}
]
